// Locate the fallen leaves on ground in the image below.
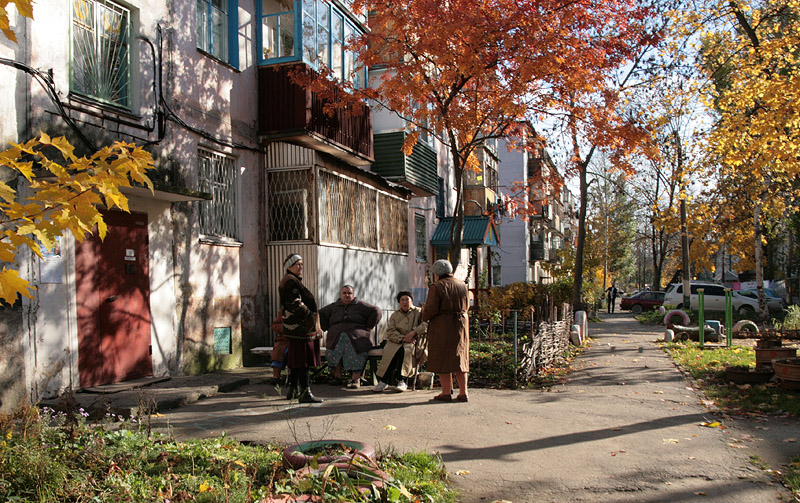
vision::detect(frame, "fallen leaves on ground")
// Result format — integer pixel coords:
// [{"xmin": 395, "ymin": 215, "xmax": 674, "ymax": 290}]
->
[
  {"xmin": 663, "ymin": 438, "xmax": 680, "ymax": 444},
  {"xmin": 384, "ymin": 425, "xmax": 397, "ymax": 430},
  {"xmin": 700, "ymin": 421, "xmax": 724, "ymax": 428},
  {"xmin": 455, "ymin": 470, "xmax": 471, "ymax": 476}
]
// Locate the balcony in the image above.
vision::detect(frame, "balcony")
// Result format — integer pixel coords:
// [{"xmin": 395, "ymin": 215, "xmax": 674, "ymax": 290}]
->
[
  {"xmin": 530, "ymin": 241, "xmax": 548, "ymax": 262},
  {"xmin": 372, "ymin": 131, "xmax": 438, "ymax": 196},
  {"xmin": 257, "ymin": 64, "xmax": 373, "ymax": 165},
  {"xmin": 548, "ymin": 248, "xmax": 560, "ymax": 263},
  {"xmin": 463, "ymin": 186, "xmax": 498, "ymax": 216}
]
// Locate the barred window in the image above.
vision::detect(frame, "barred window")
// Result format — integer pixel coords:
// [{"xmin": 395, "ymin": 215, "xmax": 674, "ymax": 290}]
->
[
  {"xmin": 267, "ymin": 169, "xmax": 314, "ymax": 242},
  {"xmin": 198, "ymin": 149, "xmax": 239, "ymax": 240},
  {"xmin": 379, "ymin": 193, "xmax": 407, "ymax": 253},
  {"xmin": 414, "ymin": 214, "xmax": 427, "ymax": 262},
  {"xmin": 318, "ymin": 170, "xmax": 377, "ymax": 248},
  {"xmin": 317, "ymin": 170, "xmax": 407, "ymax": 253},
  {"xmin": 71, "ymin": 0, "xmax": 130, "ymax": 108}
]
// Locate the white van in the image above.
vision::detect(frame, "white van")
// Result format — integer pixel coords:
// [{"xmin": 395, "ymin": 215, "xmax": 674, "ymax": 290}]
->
[{"xmin": 663, "ymin": 282, "xmax": 759, "ymax": 315}]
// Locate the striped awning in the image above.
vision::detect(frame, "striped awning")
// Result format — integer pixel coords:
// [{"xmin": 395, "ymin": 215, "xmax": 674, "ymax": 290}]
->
[{"xmin": 430, "ymin": 216, "xmax": 500, "ymax": 247}]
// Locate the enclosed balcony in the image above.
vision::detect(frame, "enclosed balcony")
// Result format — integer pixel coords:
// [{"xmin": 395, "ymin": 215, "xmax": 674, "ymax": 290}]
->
[
  {"xmin": 371, "ymin": 131, "xmax": 438, "ymax": 197},
  {"xmin": 258, "ymin": 63, "xmax": 373, "ymax": 164}
]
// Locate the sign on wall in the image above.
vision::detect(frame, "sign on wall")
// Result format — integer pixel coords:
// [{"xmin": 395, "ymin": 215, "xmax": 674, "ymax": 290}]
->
[{"xmin": 214, "ymin": 327, "xmax": 232, "ymax": 354}]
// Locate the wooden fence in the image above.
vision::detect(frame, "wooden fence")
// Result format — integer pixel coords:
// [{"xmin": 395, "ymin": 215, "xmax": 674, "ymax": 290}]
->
[{"xmin": 468, "ymin": 304, "xmax": 573, "ymax": 388}]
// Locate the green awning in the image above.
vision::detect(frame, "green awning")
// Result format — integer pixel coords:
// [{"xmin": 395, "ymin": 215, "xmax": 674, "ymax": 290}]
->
[{"xmin": 430, "ymin": 216, "xmax": 500, "ymax": 247}]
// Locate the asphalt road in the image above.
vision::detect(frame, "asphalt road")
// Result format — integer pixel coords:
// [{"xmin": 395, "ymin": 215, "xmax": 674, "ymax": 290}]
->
[{"xmin": 149, "ymin": 312, "xmax": 799, "ymax": 502}]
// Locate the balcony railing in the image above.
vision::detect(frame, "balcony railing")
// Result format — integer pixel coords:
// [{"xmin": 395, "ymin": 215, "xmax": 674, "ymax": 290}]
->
[
  {"xmin": 257, "ymin": 63, "xmax": 373, "ymax": 164},
  {"xmin": 372, "ymin": 131, "xmax": 438, "ymax": 196}
]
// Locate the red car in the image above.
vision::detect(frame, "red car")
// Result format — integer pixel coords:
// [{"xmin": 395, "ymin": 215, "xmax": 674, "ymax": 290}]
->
[{"xmin": 620, "ymin": 291, "xmax": 665, "ymax": 314}]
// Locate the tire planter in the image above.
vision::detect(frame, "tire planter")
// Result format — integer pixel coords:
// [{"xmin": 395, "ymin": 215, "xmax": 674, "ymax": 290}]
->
[
  {"xmin": 283, "ymin": 440, "xmax": 377, "ymax": 470},
  {"xmin": 725, "ymin": 366, "xmax": 774, "ymax": 385},
  {"xmin": 732, "ymin": 320, "xmax": 759, "ymax": 338},
  {"xmin": 663, "ymin": 309, "xmax": 690, "ymax": 327}
]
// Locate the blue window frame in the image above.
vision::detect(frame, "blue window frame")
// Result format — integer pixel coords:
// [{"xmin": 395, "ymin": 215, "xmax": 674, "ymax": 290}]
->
[
  {"xmin": 197, "ymin": 0, "xmax": 239, "ymax": 68},
  {"xmin": 258, "ymin": 0, "xmax": 366, "ymax": 87}
]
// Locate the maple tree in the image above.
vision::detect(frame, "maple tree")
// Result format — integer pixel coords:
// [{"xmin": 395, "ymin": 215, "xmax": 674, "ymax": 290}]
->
[
  {"xmin": 300, "ymin": 0, "xmax": 656, "ymax": 282},
  {"xmin": 0, "ymin": 1, "xmax": 155, "ymax": 304},
  {"xmin": 693, "ymin": 0, "xmax": 800, "ymax": 317},
  {"xmin": 0, "ymin": 135, "xmax": 155, "ymax": 303}
]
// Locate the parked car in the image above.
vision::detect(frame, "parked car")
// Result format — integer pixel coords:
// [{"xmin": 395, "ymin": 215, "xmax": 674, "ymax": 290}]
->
[
  {"xmin": 736, "ymin": 289, "xmax": 787, "ymax": 312},
  {"xmin": 663, "ymin": 282, "xmax": 759, "ymax": 315},
  {"xmin": 620, "ymin": 291, "xmax": 665, "ymax": 314}
]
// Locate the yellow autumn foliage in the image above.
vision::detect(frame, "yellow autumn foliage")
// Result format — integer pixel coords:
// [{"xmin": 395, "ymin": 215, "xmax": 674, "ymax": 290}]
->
[{"xmin": 0, "ymin": 134, "xmax": 154, "ymax": 303}]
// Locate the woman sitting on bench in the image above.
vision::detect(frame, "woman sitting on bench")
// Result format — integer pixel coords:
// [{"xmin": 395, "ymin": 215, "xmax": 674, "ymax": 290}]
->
[{"xmin": 373, "ymin": 291, "xmax": 428, "ymax": 393}]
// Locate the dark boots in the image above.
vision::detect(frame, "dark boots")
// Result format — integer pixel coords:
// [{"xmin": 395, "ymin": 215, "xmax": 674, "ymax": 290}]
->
[
  {"xmin": 298, "ymin": 368, "xmax": 323, "ymax": 404},
  {"xmin": 286, "ymin": 369, "xmax": 299, "ymax": 400}
]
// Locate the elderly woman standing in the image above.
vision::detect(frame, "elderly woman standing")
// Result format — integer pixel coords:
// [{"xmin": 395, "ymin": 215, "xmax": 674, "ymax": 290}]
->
[
  {"xmin": 422, "ymin": 259, "xmax": 470, "ymax": 402},
  {"xmin": 278, "ymin": 253, "xmax": 323, "ymax": 404},
  {"xmin": 373, "ymin": 291, "xmax": 428, "ymax": 393}
]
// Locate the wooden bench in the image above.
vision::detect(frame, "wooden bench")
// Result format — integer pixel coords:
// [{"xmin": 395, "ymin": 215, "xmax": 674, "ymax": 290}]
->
[{"xmin": 251, "ymin": 346, "xmax": 384, "ymax": 385}]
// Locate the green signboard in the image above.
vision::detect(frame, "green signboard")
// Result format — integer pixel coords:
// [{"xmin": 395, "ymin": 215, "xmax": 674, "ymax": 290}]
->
[{"xmin": 214, "ymin": 327, "xmax": 232, "ymax": 354}]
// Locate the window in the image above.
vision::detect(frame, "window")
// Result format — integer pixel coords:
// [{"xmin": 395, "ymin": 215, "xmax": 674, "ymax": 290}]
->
[
  {"xmin": 267, "ymin": 169, "xmax": 314, "ymax": 241},
  {"xmin": 415, "ymin": 214, "xmax": 427, "ymax": 262},
  {"xmin": 316, "ymin": 170, "xmax": 407, "ymax": 252},
  {"xmin": 435, "ymin": 177, "xmax": 445, "ymax": 218},
  {"xmin": 261, "ymin": 0, "xmax": 366, "ymax": 87},
  {"xmin": 71, "ymin": 0, "xmax": 130, "ymax": 108},
  {"xmin": 262, "ymin": 0, "xmax": 295, "ymax": 60},
  {"xmin": 197, "ymin": 0, "xmax": 238, "ymax": 66},
  {"xmin": 198, "ymin": 149, "xmax": 239, "ymax": 240},
  {"xmin": 492, "ymin": 264, "xmax": 502, "ymax": 286}
]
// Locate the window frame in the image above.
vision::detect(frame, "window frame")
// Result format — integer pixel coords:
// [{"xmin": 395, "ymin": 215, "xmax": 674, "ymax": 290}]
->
[
  {"xmin": 70, "ymin": 0, "xmax": 131, "ymax": 109},
  {"xmin": 198, "ymin": 147, "xmax": 241, "ymax": 242},
  {"xmin": 414, "ymin": 213, "xmax": 427, "ymax": 263},
  {"xmin": 196, "ymin": 0, "xmax": 239, "ymax": 68},
  {"xmin": 257, "ymin": 0, "xmax": 367, "ymax": 88}
]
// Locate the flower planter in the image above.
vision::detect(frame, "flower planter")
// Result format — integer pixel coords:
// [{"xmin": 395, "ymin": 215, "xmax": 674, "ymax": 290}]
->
[
  {"xmin": 725, "ymin": 366, "xmax": 773, "ymax": 385},
  {"xmin": 754, "ymin": 347, "xmax": 797, "ymax": 369},
  {"xmin": 282, "ymin": 440, "xmax": 376, "ymax": 470},
  {"xmin": 772, "ymin": 358, "xmax": 800, "ymax": 390},
  {"xmin": 756, "ymin": 338, "xmax": 782, "ymax": 349}
]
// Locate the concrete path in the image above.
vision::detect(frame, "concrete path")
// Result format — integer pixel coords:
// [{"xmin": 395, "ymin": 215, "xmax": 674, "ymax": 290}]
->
[{"xmin": 145, "ymin": 313, "xmax": 798, "ymax": 502}]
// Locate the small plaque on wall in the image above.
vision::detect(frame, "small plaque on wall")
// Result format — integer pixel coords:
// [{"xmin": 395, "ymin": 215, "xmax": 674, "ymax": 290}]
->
[{"xmin": 213, "ymin": 327, "xmax": 232, "ymax": 354}]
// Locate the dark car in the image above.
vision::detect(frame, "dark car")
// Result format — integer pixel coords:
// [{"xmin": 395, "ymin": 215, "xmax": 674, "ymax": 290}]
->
[{"xmin": 620, "ymin": 290, "xmax": 665, "ymax": 314}]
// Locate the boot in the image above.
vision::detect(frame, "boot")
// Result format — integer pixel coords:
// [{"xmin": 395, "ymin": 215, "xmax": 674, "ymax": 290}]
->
[
  {"xmin": 286, "ymin": 369, "xmax": 299, "ymax": 400},
  {"xmin": 298, "ymin": 368, "xmax": 323, "ymax": 404}
]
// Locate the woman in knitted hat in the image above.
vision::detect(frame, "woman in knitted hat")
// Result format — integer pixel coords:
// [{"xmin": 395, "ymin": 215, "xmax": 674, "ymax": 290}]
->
[{"xmin": 278, "ymin": 253, "xmax": 323, "ymax": 403}]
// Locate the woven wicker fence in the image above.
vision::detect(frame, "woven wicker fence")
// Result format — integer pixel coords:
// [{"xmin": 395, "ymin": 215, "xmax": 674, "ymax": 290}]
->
[{"xmin": 468, "ymin": 304, "xmax": 573, "ymax": 388}]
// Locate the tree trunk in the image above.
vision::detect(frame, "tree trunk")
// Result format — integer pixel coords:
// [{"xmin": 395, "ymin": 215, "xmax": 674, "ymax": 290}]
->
[
  {"xmin": 754, "ymin": 203, "xmax": 768, "ymax": 321},
  {"xmin": 572, "ymin": 165, "xmax": 589, "ymax": 309},
  {"xmin": 680, "ymin": 197, "xmax": 691, "ymax": 309}
]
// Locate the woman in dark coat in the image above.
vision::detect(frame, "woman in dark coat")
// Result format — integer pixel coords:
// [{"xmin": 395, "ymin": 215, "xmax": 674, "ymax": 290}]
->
[
  {"xmin": 422, "ymin": 259, "xmax": 470, "ymax": 402},
  {"xmin": 278, "ymin": 253, "xmax": 323, "ymax": 403}
]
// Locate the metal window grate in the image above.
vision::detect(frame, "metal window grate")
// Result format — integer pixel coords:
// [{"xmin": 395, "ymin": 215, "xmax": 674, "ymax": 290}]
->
[
  {"xmin": 318, "ymin": 170, "xmax": 378, "ymax": 249},
  {"xmin": 379, "ymin": 192, "xmax": 407, "ymax": 253},
  {"xmin": 267, "ymin": 169, "xmax": 314, "ymax": 241},
  {"xmin": 414, "ymin": 214, "xmax": 427, "ymax": 261},
  {"xmin": 199, "ymin": 148, "xmax": 239, "ymax": 240},
  {"xmin": 72, "ymin": 0, "xmax": 130, "ymax": 107}
]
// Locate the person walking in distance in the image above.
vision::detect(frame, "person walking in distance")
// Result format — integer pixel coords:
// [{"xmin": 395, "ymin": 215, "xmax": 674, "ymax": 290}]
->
[{"xmin": 606, "ymin": 282, "xmax": 619, "ymax": 314}]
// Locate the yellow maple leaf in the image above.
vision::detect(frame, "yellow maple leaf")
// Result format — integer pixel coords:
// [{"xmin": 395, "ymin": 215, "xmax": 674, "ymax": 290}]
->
[{"xmin": 0, "ymin": 268, "xmax": 35, "ymax": 303}]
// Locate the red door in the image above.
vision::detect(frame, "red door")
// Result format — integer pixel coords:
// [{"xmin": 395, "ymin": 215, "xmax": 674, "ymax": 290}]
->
[{"xmin": 76, "ymin": 210, "xmax": 153, "ymax": 388}]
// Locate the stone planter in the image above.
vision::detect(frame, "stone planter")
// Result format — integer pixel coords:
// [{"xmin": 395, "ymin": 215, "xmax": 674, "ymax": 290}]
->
[
  {"xmin": 754, "ymin": 347, "xmax": 797, "ymax": 369},
  {"xmin": 725, "ymin": 366, "xmax": 773, "ymax": 385},
  {"xmin": 772, "ymin": 358, "xmax": 800, "ymax": 390}
]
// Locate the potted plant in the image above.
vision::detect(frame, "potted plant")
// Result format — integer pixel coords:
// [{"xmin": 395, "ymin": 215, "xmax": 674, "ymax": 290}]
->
[{"xmin": 724, "ymin": 365, "xmax": 774, "ymax": 385}]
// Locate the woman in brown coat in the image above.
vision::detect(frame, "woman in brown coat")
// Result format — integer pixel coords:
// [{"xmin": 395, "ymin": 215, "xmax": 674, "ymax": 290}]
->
[{"xmin": 422, "ymin": 259, "xmax": 470, "ymax": 402}]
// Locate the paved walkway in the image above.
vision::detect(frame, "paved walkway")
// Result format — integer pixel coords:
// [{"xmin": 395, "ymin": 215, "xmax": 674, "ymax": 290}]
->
[{"xmin": 133, "ymin": 313, "xmax": 799, "ymax": 502}]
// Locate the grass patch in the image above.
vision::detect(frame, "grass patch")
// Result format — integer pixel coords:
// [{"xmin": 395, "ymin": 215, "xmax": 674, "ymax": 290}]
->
[
  {"xmin": 785, "ymin": 454, "xmax": 800, "ymax": 500},
  {"xmin": 661, "ymin": 341, "xmax": 800, "ymax": 417},
  {"xmin": 0, "ymin": 404, "xmax": 456, "ymax": 502}
]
